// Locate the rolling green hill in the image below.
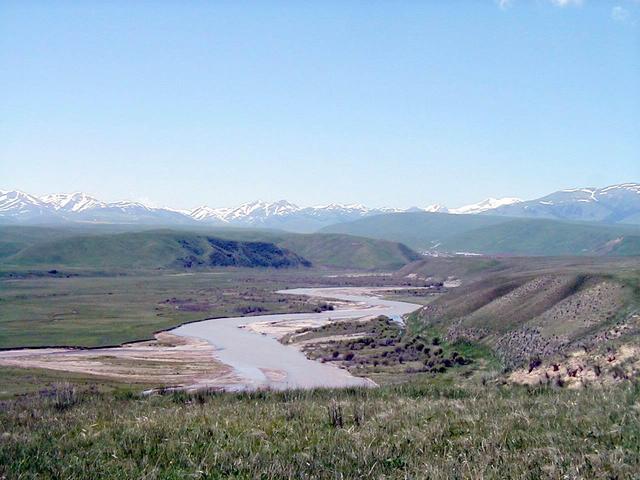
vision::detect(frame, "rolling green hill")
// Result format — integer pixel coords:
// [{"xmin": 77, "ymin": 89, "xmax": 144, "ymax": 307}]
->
[
  {"xmin": 320, "ymin": 212, "xmax": 640, "ymax": 256},
  {"xmin": 440, "ymin": 218, "xmax": 640, "ymax": 256},
  {"xmin": 320, "ymin": 212, "xmax": 507, "ymax": 250},
  {"xmin": 0, "ymin": 227, "xmax": 420, "ymax": 271},
  {"xmin": 5, "ymin": 231, "xmax": 310, "ymax": 269}
]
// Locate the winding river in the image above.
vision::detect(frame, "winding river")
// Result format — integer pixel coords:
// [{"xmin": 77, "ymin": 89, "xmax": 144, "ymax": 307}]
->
[{"xmin": 173, "ymin": 287, "xmax": 422, "ymax": 391}]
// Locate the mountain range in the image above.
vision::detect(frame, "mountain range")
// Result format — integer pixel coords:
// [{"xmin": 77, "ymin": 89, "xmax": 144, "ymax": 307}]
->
[{"xmin": 1, "ymin": 183, "xmax": 639, "ymax": 232}]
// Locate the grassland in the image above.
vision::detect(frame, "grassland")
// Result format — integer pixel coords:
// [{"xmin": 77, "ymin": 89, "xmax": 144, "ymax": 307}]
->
[
  {"xmin": 0, "ymin": 269, "xmax": 345, "ymax": 349},
  {"xmin": 0, "ymin": 366, "xmax": 154, "ymax": 398},
  {"xmin": 1, "ymin": 381, "xmax": 638, "ymax": 479}
]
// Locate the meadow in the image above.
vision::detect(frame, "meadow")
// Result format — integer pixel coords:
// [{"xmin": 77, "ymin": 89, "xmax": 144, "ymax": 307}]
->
[
  {"xmin": 0, "ymin": 269, "xmax": 346, "ymax": 349},
  {"xmin": 1, "ymin": 380, "xmax": 638, "ymax": 479}
]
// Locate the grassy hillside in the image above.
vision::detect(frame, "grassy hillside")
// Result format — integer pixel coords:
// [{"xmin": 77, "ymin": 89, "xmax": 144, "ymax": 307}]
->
[
  {"xmin": 167, "ymin": 227, "xmax": 421, "ymax": 270},
  {"xmin": 321, "ymin": 212, "xmax": 640, "ymax": 256},
  {"xmin": 441, "ymin": 218, "xmax": 640, "ymax": 256},
  {"xmin": 278, "ymin": 233, "xmax": 420, "ymax": 270},
  {"xmin": 397, "ymin": 255, "xmax": 640, "ymax": 284},
  {"xmin": 5, "ymin": 230, "xmax": 310, "ymax": 269},
  {"xmin": 320, "ymin": 212, "xmax": 507, "ymax": 250},
  {"xmin": 0, "ymin": 224, "xmax": 170, "ymax": 261},
  {"xmin": 406, "ymin": 258, "xmax": 640, "ymax": 370},
  {"xmin": 0, "ymin": 226, "xmax": 420, "ymax": 271}
]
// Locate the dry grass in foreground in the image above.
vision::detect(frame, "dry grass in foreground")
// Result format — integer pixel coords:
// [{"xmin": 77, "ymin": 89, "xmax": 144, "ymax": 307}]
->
[{"xmin": 1, "ymin": 380, "xmax": 638, "ymax": 479}]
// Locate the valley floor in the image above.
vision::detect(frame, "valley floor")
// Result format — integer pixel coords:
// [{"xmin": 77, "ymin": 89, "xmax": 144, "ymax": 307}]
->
[{"xmin": 1, "ymin": 259, "xmax": 640, "ymax": 478}]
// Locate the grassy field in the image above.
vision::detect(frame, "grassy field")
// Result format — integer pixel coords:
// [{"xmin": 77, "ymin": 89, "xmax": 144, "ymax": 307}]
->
[
  {"xmin": 1, "ymin": 380, "xmax": 638, "ymax": 479},
  {"xmin": 0, "ymin": 366, "xmax": 155, "ymax": 398},
  {"xmin": 0, "ymin": 269, "xmax": 343, "ymax": 348}
]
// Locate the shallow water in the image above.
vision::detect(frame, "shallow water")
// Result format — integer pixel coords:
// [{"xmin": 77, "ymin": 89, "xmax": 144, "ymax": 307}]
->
[{"xmin": 172, "ymin": 287, "xmax": 421, "ymax": 391}]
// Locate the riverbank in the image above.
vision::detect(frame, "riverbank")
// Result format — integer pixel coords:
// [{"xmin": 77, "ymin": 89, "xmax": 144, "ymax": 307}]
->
[
  {"xmin": 0, "ymin": 287, "xmax": 421, "ymax": 392},
  {"xmin": 172, "ymin": 287, "xmax": 421, "ymax": 390}
]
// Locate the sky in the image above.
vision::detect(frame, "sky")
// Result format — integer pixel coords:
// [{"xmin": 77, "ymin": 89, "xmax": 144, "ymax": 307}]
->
[{"xmin": 1, "ymin": 0, "xmax": 639, "ymax": 210}]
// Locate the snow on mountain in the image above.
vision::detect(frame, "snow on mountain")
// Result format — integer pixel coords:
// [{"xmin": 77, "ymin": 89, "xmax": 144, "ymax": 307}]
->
[
  {"xmin": 423, "ymin": 204, "xmax": 449, "ymax": 213},
  {"xmin": 40, "ymin": 192, "xmax": 106, "ymax": 212},
  {"xmin": 106, "ymin": 201, "xmax": 153, "ymax": 213},
  {"xmin": 449, "ymin": 197, "xmax": 522, "ymax": 215},
  {"xmin": 483, "ymin": 183, "xmax": 640, "ymax": 223},
  {"xmin": 189, "ymin": 206, "xmax": 230, "ymax": 222},
  {"xmin": 600, "ymin": 183, "xmax": 640, "ymax": 195},
  {"xmin": 306, "ymin": 203, "xmax": 371, "ymax": 215},
  {"xmin": 0, "ymin": 190, "xmax": 52, "ymax": 218},
  {"xmin": 1, "ymin": 183, "xmax": 638, "ymax": 229},
  {"xmin": 225, "ymin": 200, "xmax": 301, "ymax": 222},
  {"xmin": 312, "ymin": 203, "xmax": 366, "ymax": 212}
]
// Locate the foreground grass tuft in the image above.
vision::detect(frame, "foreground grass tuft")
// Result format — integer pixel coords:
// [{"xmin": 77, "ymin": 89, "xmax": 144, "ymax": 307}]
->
[{"xmin": 1, "ymin": 381, "xmax": 639, "ymax": 479}]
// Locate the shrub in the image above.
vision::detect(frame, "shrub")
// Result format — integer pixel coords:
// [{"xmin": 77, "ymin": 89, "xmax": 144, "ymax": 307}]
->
[
  {"xmin": 51, "ymin": 383, "xmax": 80, "ymax": 411},
  {"xmin": 328, "ymin": 401, "xmax": 343, "ymax": 428},
  {"xmin": 528, "ymin": 358, "xmax": 542, "ymax": 373}
]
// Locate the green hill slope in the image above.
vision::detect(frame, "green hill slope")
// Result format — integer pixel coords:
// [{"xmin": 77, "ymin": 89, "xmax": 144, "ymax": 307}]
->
[
  {"xmin": 412, "ymin": 259, "xmax": 640, "ymax": 368},
  {"xmin": 277, "ymin": 233, "xmax": 420, "ymax": 270},
  {"xmin": 0, "ymin": 227, "xmax": 420, "ymax": 271},
  {"xmin": 168, "ymin": 227, "xmax": 421, "ymax": 269},
  {"xmin": 320, "ymin": 212, "xmax": 507, "ymax": 250},
  {"xmin": 5, "ymin": 231, "xmax": 310, "ymax": 269},
  {"xmin": 440, "ymin": 219, "xmax": 640, "ymax": 256},
  {"xmin": 320, "ymin": 212, "xmax": 640, "ymax": 256}
]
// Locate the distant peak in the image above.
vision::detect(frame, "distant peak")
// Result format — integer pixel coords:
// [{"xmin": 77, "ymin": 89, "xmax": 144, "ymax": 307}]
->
[
  {"xmin": 450, "ymin": 197, "xmax": 522, "ymax": 214},
  {"xmin": 423, "ymin": 204, "xmax": 449, "ymax": 213}
]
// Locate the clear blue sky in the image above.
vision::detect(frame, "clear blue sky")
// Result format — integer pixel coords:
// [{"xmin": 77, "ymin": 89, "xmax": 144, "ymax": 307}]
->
[{"xmin": 1, "ymin": 1, "xmax": 639, "ymax": 209}]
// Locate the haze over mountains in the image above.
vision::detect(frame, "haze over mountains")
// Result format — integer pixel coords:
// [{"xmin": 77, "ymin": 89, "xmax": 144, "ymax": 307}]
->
[{"xmin": 2, "ymin": 183, "xmax": 639, "ymax": 232}]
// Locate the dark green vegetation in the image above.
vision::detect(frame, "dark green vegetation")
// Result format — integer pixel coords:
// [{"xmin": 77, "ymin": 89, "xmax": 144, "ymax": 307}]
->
[
  {"xmin": 283, "ymin": 316, "xmax": 486, "ymax": 385},
  {"xmin": 0, "ymin": 225, "xmax": 420, "ymax": 271},
  {"xmin": 321, "ymin": 211, "xmax": 640, "ymax": 255},
  {"xmin": 1, "ymin": 381, "xmax": 639, "ymax": 479}
]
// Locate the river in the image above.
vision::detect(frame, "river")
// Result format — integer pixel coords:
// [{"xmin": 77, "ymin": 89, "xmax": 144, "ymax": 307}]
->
[{"xmin": 172, "ymin": 287, "xmax": 421, "ymax": 391}]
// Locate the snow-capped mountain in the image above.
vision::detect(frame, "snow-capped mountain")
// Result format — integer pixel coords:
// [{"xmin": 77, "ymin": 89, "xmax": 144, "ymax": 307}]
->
[
  {"xmin": 189, "ymin": 205, "xmax": 231, "ymax": 222},
  {"xmin": 449, "ymin": 197, "xmax": 522, "ymax": 215},
  {"xmin": 0, "ymin": 190, "xmax": 194, "ymax": 225},
  {"xmin": 0, "ymin": 190, "xmax": 52, "ymax": 220},
  {"xmin": 224, "ymin": 200, "xmax": 300, "ymax": 223},
  {"xmin": 1, "ymin": 183, "xmax": 638, "ymax": 230},
  {"xmin": 423, "ymin": 204, "xmax": 449, "ymax": 213},
  {"xmin": 40, "ymin": 192, "xmax": 106, "ymax": 212},
  {"xmin": 484, "ymin": 183, "xmax": 640, "ymax": 224}
]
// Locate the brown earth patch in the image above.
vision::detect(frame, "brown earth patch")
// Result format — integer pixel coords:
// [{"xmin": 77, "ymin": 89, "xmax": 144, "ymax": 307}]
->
[{"xmin": 0, "ymin": 332, "xmax": 238, "ymax": 390}]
